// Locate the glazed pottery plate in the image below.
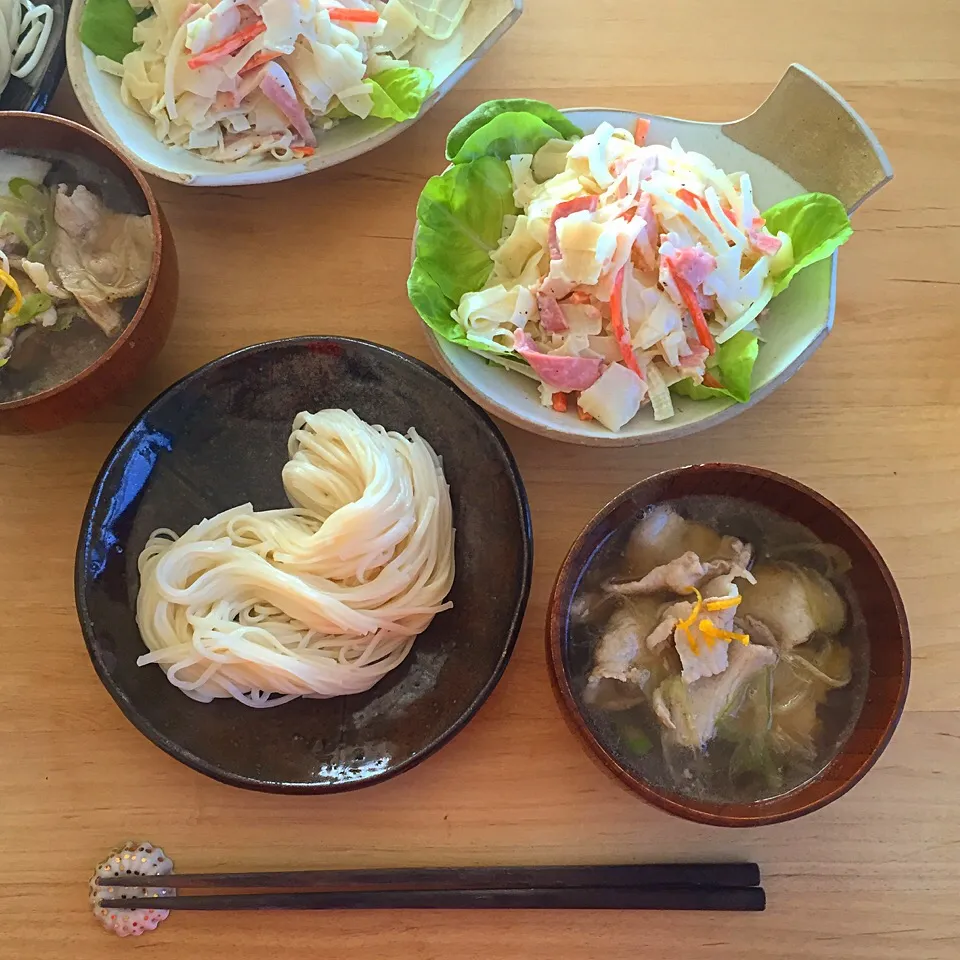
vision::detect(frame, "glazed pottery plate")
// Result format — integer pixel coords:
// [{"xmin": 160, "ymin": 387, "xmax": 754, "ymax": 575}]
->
[
  {"xmin": 66, "ymin": 0, "xmax": 523, "ymax": 185},
  {"xmin": 0, "ymin": 0, "xmax": 68, "ymax": 111},
  {"xmin": 423, "ymin": 65, "xmax": 893, "ymax": 446},
  {"xmin": 75, "ymin": 338, "xmax": 532, "ymax": 792}
]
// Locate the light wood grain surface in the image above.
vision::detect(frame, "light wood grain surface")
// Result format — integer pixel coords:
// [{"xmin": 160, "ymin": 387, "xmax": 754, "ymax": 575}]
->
[{"xmin": 2, "ymin": 1, "xmax": 959, "ymax": 956}]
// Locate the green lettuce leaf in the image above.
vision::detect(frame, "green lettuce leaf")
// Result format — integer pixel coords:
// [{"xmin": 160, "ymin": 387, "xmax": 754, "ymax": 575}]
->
[
  {"xmin": 407, "ymin": 260, "xmax": 461, "ymax": 344},
  {"xmin": 762, "ymin": 192, "xmax": 852, "ymax": 295},
  {"xmin": 365, "ymin": 67, "xmax": 433, "ymax": 122},
  {"xmin": 325, "ymin": 99, "xmax": 351, "ymax": 121},
  {"xmin": 80, "ymin": 0, "xmax": 140, "ymax": 62},
  {"xmin": 409, "ymin": 155, "xmax": 518, "ymax": 353},
  {"xmin": 446, "ymin": 99, "xmax": 582, "ymax": 160},
  {"xmin": 450, "ymin": 112, "xmax": 567, "ymax": 165},
  {"xmin": 672, "ymin": 332, "xmax": 760, "ymax": 404},
  {"xmin": 413, "ymin": 155, "xmax": 516, "ymax": 303},
  {"xmin": 408, "ymin": 260, "xmax": 487, "ymax": 352}
]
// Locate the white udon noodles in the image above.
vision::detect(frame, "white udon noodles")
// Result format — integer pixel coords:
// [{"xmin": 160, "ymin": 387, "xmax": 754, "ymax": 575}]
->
[
  {"xmin": 136, "ymin": 409, "xmax": 456, "ymax": 707},
  {"xmin": 0, "ymin": 0, "xmax": 54, "ymax": 96}
]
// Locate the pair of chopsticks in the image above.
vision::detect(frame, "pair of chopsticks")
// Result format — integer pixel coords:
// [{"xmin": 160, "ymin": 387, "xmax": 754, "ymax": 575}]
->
[{"xmin": 96, "ymin": 862, "xmax": 765, "ymax": 912}]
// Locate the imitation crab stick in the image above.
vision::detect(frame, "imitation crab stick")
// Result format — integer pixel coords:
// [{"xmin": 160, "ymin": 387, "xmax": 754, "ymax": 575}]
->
[
  {"xmin": 665, "ymin": 256, "xmax": 715, "ymax": 356},
  {"xmin": 187, "ymin": 21, "xmax": 266, "ymax": 69},
  {"xmin": 676, "ymin": 188, "xmax": 730, "ymax": 233},
  {"xmin": 609, "ymin": 265, "xmax": 643, "ymax": 377},
  {"xmin": 239, "ymin": 49, "xmax": 283, "ymax": 75},
  {"xmin": 327, "ymin": 7, "xmax": 379, "ymax": 22}
]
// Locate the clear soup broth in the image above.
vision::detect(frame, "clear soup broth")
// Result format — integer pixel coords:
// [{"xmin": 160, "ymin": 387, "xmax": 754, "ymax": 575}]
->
[
  {"xmin": 0, "ymin": 149, "xmax": 153, "ymax": 404},
  {"xmin": 569, "ymin": 495, "xmax": 869, "ymax": 805}
]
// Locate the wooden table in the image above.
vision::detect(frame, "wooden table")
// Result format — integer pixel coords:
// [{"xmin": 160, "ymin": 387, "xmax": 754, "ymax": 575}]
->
[{"xmin": 3, "ymin": 2, "xmax": 958, "ymax": 956}]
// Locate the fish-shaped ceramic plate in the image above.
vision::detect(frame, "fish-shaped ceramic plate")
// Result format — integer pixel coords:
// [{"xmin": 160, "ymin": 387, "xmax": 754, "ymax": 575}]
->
[
  {"xmin": 66, "ymin": 0, "xmax": 522, "ymax": 186},
  {"xmin": 422, "ymin": 65, "xmax": 893, "ymax": 446}
]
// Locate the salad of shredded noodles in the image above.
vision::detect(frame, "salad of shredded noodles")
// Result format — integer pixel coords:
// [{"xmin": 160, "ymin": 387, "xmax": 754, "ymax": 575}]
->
[
  {"xmin": 86, "ymin": 0, "xmax": 442, "ymax": 163},
  {"xmin": 454, "ymin": 123, "xmax": 794, "ymax": 430}
]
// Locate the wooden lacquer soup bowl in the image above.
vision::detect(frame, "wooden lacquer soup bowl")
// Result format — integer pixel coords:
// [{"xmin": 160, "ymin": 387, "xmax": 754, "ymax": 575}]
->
[
  {"xmin": 0, "ymin": 113, "xmax": 177, "ymax": 433},
  {"xmin": 547, "ymin": 464, "xmax": 910, "ymax": 827}
]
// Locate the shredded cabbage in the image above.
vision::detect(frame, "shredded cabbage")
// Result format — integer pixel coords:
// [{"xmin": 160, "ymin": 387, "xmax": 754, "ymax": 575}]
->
[{"xmin": 645, "ymin": 362, "xmax": 674, "ymax": 422}]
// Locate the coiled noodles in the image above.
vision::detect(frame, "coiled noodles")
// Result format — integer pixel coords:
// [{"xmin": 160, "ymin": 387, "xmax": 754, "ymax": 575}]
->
[{"xmin": 136, "ymin": 409, "xmax": 455, "ymax": 707}]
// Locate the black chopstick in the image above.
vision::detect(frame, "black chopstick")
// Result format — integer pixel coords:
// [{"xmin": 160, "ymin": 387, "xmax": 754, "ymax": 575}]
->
[
  {"xmin": 98, "ymin": 884, "xmax": 765, "ymax": 912},
  {"xmin": 97, "ymin": 861, "xmax": 760, "ymax": 891}
]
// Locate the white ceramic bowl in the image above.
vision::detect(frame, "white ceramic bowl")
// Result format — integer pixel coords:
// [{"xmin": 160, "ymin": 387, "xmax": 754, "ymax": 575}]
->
[
  {"xmin": 420, "ymin": 65, "xmax": 893, "ymax": 446},
  {"xmin": 66, "ymin": 0, "xmax": 522, "ymax": 186}
]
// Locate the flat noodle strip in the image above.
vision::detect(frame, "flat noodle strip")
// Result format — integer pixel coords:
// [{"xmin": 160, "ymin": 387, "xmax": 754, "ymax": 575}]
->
[{"xmin": 135, "ymin": 409, "xmax": 455, "ymax": 706}]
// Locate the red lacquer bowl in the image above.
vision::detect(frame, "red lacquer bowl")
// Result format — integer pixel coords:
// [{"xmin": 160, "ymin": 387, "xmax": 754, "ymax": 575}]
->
[
  {"xmin": 547, "ymin": 464, "xmax": 910, "ymax": 827},
  {"xmin": 0, "ymin": 112, "xmax": 177, "ymax": 433}
]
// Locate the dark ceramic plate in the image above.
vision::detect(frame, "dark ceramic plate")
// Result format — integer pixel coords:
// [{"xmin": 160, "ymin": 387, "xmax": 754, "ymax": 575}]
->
[
  {"xmin": 76, "ymin": 338, "xmax": 532, "ymax": 792},
  {"xmin": 0, "ymin": 0, "xmax": 68, "ymax": 112}
]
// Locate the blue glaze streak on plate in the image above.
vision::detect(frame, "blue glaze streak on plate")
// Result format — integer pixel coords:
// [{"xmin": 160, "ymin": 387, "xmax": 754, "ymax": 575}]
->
[{"xmin": 87, "ymin": 423, "xmax": 172, "ymax": 579}]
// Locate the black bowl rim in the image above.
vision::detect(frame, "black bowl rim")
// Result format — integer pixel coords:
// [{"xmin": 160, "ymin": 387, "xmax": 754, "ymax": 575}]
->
[
  {"xmin": 547, "ymin": 462, "xmax": 911, "ymax": 826},
  {"xmin": 75, "ymin": 336, "xmax": 534, "ymax": 793}
]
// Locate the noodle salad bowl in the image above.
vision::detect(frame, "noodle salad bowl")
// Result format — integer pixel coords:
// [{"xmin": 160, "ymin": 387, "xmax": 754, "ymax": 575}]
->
[
  {"xmin": 65, "ymin": 0, "xmax": 522, "ymax": 186},
  {"xmin": 75, "ymin": 337, "xmax": 531, "ymax": 792},
  {"xmin": 410, "ymin": 65, "xmax": 893, "ymax": 445},
  {"xmin": 547, "ymin": 464, "xmax": 910, "ymax": 826}
]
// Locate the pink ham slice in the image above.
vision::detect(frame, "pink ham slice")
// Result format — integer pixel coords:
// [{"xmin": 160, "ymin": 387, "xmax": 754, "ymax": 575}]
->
[
  {"xmin": 679, "ymin": 339, "xmax": 710, "ymax": 372},
  {"xmin": 234, "ymin": 64, "xmax": 267, "ymax": 106},
  {"xmin": 670, "ymin": 246, "xmax": 717, "ymax": 288},
  {"xmin": 513, "ymin": 330, "xmax": 603, "ymax": 391},
  {"xmin": 260, "ymin": 62, "xmax": 316, "ymax": 147},
  {"xmin": 747, "ymin": 228, "xmax": 783, "ymax": 256},
  {"xmin": 547, "ymin": 195, "xmax": 599, "ymax": 260},
  {"xmin": 179, "ymin": 2, "xmax": 203, "ymax": 23},
  {"xmin": 537, "ymin": 293, "xmax": 568, "ymax": 333}
]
